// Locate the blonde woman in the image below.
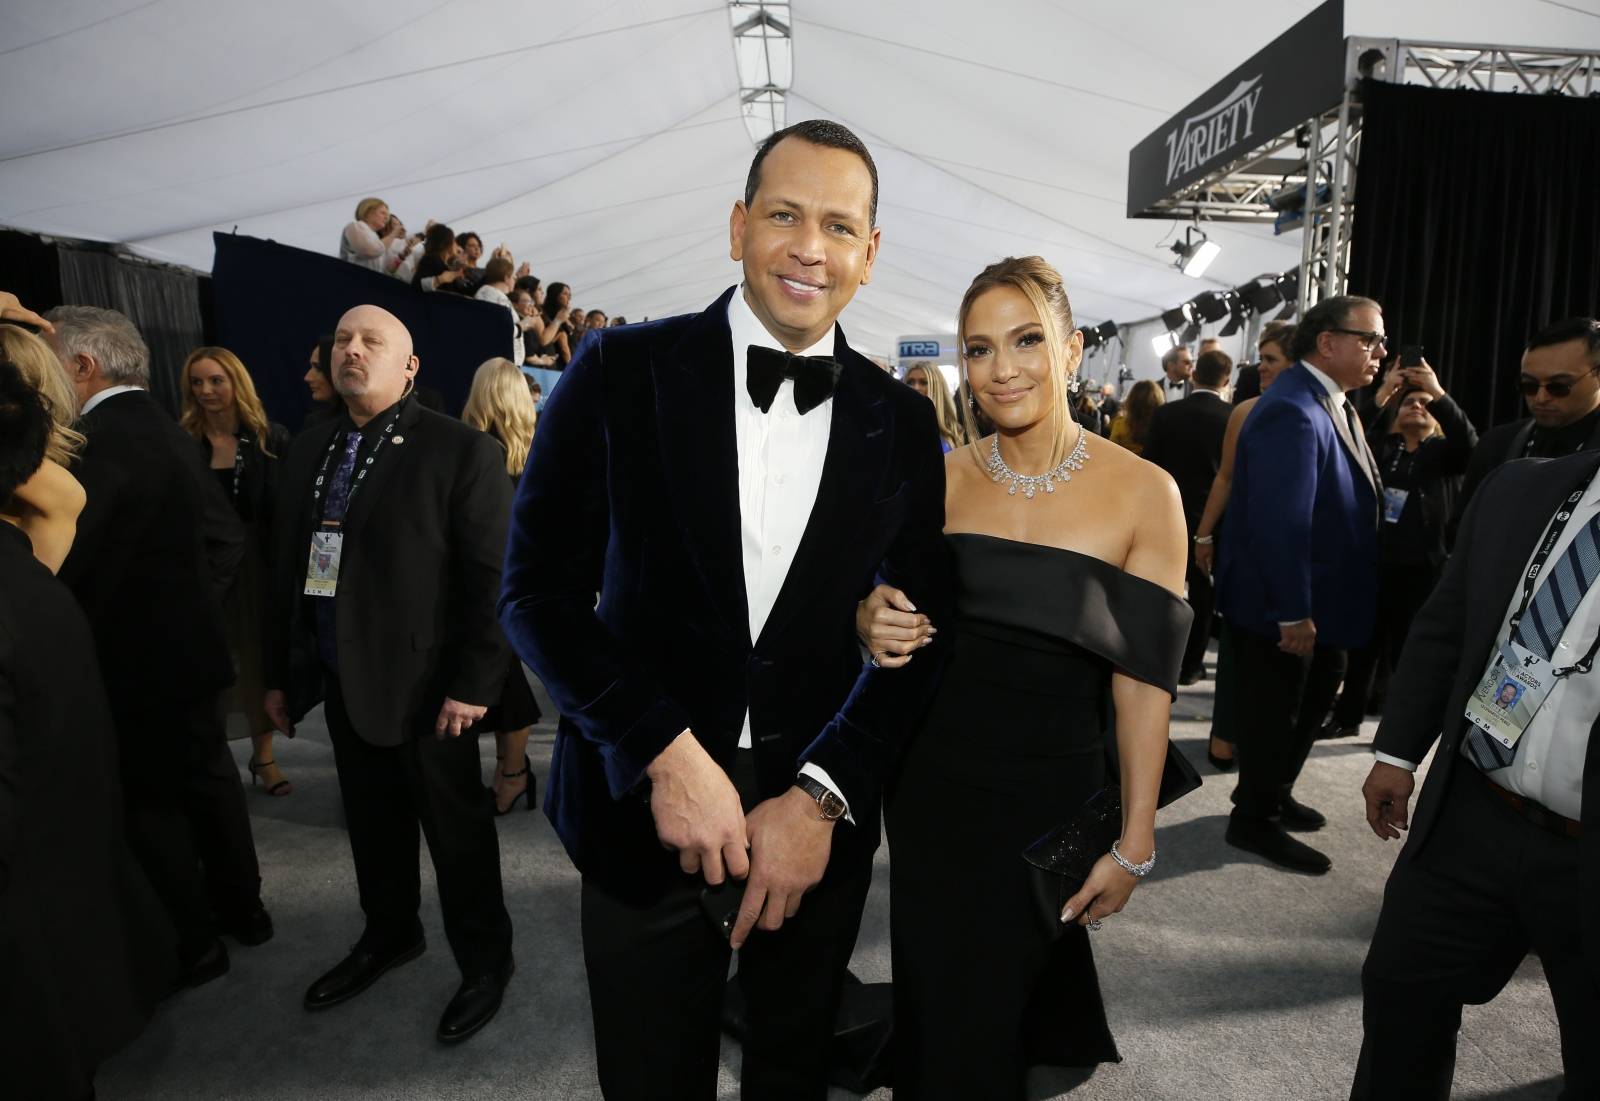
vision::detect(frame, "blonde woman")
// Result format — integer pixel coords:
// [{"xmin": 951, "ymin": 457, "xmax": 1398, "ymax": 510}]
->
[
  {"xmin": 903, "ymin": 361, "xmax": 964, "ymax": 452},
  {"xmin": 181, "ymin": 347, "xmax": 294, "ymax": 796},
  {"xmin": 0, "ymin": 324, "xmax": 87, "ymax": 571},
  {"xmin": 461, "ymin": 358, "xmax": 543, "ymax": 813},
  {"xmin": 1108, "ymin": 378, "xmax": 1164, "ymax": 454},
  {"xmin": 340, "ymin": 197, "xmax": 408, "ymax": 273},
  {"xmin": 856, "ymin": 257, "xmax": 1190, "ymax": 1097}
]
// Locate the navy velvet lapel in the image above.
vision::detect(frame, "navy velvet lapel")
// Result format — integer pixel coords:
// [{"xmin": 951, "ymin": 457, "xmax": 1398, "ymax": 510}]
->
[
  {"xmin": 757, "ymin": 328, "xmax": 890, "ymax": 650},
  {"xmin": 655, "ymin": 287, "xmax": 751, "ymax": 646},
  {"xmin": 341, "ymin": 398, "xmax": 425, "ymax": 536}
]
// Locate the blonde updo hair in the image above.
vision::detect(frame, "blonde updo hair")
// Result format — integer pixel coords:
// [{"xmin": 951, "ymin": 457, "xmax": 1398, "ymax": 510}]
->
[
  {"xmin": 354, "ymin": 197, "xmax": 387, "ymax": 221},
  {"xmin": 0, "ymin": 324, "xmax": 84, "ymax": 465},
  {"xmin": 956, "ymin": 256, "xmax": 1082, "ymax": 469}
]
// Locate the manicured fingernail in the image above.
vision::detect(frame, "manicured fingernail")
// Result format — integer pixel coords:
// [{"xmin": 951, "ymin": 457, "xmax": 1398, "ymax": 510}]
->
[
  {"xmin": 907, "ymin": 601, "xmax": 917, "ymax": 612},
  {"xmin": 1061, "ymin": 907, "xmax": 1073, "ymax": 922}
]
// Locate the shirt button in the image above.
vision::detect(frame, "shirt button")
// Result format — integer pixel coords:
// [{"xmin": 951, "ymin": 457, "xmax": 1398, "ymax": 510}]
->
[
  {"xmin": 772, "ymin": 545, "xmax": 783, "ymax": 557},
  {"xmin": 774, "ymin": 473, "xmax": 786, "ymax": 485},
  {"xmin": 1560, "ymin": 641, "xmax": 1570, "ymax": 650},
  {"xmin": 1528, "ymin": 760, "xmax": 1538, "ymax": 771}
]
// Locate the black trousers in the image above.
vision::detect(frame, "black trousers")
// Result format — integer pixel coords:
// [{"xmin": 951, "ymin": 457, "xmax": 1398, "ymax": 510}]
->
[
  {"xmin": 1181, "ymin": 555, "xmax": 1215, "ymax": 680},
  {"xmin": 323, "ymin": 675, "xmax": 511, "ymax": 978},
  {"xmin": 1333, "ymin": 561, "xmax": 1438, "ymax": 727},
  {"xmin": 1228, "ymin": 625, "xmax": 1346, "ymax": 818},
  {"xmin": 580, "ymin": 753, "xmax": 874, "ymax": 1101},
  {"xmin": 116, "ymin": 695, "xmax": 261, "ymax": 960},
  {"xmin": 1210, "ymin": 616, "xmax": 1239, "ymax": 745},
  {"xmin": 1353, "ymin": 763, "xmax": 1596, "ymax": 1100}
]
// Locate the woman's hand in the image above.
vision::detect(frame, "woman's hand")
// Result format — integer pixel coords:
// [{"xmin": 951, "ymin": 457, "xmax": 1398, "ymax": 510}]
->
[
  {"xmin": 1402, "ymin": 361, "xmax": 1445, "ymax": 399},
  {"xmin": 1193, "ymin": 537, "xmax": 1214, "ymax": 577},
  {"xmin": 1376, "ymin": 361, "xmax": 1405, "ymax": 406},
  {"xmin": 855, "ymin": 583, "xmax": 934, "ymax": 669},
  {"xmin": 436, "ymin": 269, "xmax": 462, "ymax": 285},
  {"xmin": 1061, "ymin": 846, "xmax": 1148, "ymax": 928}
]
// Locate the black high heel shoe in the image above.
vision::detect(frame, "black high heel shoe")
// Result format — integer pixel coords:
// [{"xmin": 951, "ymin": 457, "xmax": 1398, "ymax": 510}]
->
[
  {"xmin": 248, "ymin": 757, "xmax": 293, "ymax": 797},
  {"xmin": 1206, "ymin": 736, "xmax": 1236, "ymax": 772},
  {"xmin": 493, "ymin": 755, "xmax": 536, "ymax": 816}
]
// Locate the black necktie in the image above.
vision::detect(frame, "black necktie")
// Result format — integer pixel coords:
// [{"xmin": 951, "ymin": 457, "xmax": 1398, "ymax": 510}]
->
[{"xmin": 746, "ymin": 345, "xmax": 841, "ymax": 415}]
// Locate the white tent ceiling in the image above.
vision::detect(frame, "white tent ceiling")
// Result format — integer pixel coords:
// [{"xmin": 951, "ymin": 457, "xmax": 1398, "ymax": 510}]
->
[{"xmin": 2, "ymin": 0, "xmax": 1595, "ymax": 361}]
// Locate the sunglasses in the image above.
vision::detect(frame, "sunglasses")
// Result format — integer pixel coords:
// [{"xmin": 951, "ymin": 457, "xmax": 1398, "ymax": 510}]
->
[
  {"xmin": 1519, "ymin": 374, "xmax": 1596, "ymax": 399},
  {"xmin": 1330, "ymin": 328, "xmax": 1388, "ymax": 353}
]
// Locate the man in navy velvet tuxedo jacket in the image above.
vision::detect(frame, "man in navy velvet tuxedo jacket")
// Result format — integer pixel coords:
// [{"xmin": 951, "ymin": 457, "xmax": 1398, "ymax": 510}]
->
[
  {"xmin": 499, "ymin": 121, "xmax": 953, "ymax": 1100},
  {"xmin": 1216, "ymin": 295, "xmax": 1384, "ymax": 876}
]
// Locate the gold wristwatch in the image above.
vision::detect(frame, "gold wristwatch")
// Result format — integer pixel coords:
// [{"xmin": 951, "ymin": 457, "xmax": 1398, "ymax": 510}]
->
[{"xmin": 795, "ymin": 776, "xmax": 847, "ymax": 821}]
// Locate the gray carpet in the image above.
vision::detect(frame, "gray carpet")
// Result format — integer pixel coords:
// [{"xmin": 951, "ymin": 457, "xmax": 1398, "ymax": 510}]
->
[{"xmin": 97, "ymin": 661, "xmax": 1566, "ymax": 1100}]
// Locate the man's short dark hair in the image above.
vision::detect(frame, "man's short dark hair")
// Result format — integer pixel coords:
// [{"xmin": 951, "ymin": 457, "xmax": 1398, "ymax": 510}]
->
[
  {"xmin": 1527, "ymin": 317, "xmax": 1600, "ymax": 367},
  {"xmin": 457, "ymin": 231, "xmax": 482, "ymax": 251},
  {"xmin": 513, "ymin": 275, "xmax": 541, "ymax": 298},
  {"xmin": 483, "ymin": 257, "xmax": 514, "ymax": 286},
  {"xmin": 1195, "ymin": 349, "xmax": 1233, "ymax": 388},
  {"xmin": 0, "ymin": 359, "xmax": 50, "ymax": 502},
  {"xmin": 743, "ymin": 119, "xmax": 879, "ymax": 227},
  {"xmin": 1289, "ymin": 294, "xmax": 1382, "ymax": 361},
  {"xmin": 1160, "ymin": 344, "xmax": 1191, "ymax": 371}
]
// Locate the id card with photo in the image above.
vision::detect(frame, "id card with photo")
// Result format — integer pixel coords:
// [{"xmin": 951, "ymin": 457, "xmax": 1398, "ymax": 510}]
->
[
  {"xmin": 1381, "ymin": 486, "xmax": 1410, "ymax": 524},
  {"xmin": 304, "ymin": 528, "xmax": 344, "ymax": 597},
  {"xmin": 1463, "ymin": 640, "xmax": 1554, "ymax": 751}
]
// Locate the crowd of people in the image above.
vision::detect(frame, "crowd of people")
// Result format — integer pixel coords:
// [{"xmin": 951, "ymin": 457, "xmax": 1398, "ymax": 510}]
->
[
  {"xmin": 337, "ymin": 198, "xmax": 628, "ymax": 372},
  {"xmin": 2, "ymin": 117, "xmax": 1594, "ymax": 1101}
]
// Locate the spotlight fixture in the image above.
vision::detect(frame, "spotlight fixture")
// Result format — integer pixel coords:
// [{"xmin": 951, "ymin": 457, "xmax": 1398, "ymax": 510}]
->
[
  {"xmin": 1161, "ymin": 303, "xmax": 1194, "ymax": 333},
  {"xmin": 1191, "ymin": 290, "xmax": 1235, "ymax": 324},
  {"xmin": 1094, "ymin": 320, "xmax": 1119, "ymax": 346},
  {"xmin": 1081, "ymin": 324, "xmax": 1104, "ymax": 350},
  {"xmin": 1241, "ymin": 275, "xmax": 1285, "ymax": 314},
  {"xmin": 1170, "ymin": 226, "xmax": 1221, "ymax": 279},
  {"xmin": 1218, "ymin": 302, "xmax": 1246, "ymax": 337},
  {"xmin": 1180, "ymin": 320, "xmax": 1203, "ymax": 344}
]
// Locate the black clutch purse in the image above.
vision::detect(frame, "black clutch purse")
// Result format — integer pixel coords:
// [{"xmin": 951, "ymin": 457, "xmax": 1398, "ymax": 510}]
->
[{"xmin": 1022, "ymin": 740, "xmax": 1202, "ymax": 937}]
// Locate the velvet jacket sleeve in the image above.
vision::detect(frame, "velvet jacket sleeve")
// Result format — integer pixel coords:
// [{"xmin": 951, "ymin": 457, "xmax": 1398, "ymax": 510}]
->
[
  {"xmin": 442, "ymin": 431, "xmax": 514, "ymax": 706},
  {"xmin": 1240, "ymin": 397, "xmax": 1319, "ymax": 624},
  {"xmin": 795, "ymin": 403, "xmax": 955, "ymax": 812},
  {"xmin": 498, "ymin": 340, "xmax": 694, "ymax": 799}
]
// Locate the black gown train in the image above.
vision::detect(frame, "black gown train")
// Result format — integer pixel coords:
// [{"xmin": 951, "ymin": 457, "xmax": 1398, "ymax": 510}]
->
[{"xmin": 886, "ymin": 533, "xmax": 1189, "ymax": 1100}]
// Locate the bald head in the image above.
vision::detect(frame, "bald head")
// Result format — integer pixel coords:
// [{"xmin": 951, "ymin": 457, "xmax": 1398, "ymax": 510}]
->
[{"xmin": 332, "ymin": 305, "xmax": 418, "ymax": 422}]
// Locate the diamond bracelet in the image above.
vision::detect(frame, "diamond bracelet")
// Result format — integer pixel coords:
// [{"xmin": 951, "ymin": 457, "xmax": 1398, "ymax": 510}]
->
[{"xmin": 1110, "ymin": 839, "xmax": 1156, "ymax": 877}]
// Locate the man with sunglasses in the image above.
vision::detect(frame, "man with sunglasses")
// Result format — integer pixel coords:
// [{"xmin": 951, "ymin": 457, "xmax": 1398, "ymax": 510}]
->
[
  {"xmin": 1216, "ymin": 294, "xmax": 1385, "ymax": 873},
  {"xmin": 1454, "ymin": 318, "xmax": 1600, "ymax": 537}
]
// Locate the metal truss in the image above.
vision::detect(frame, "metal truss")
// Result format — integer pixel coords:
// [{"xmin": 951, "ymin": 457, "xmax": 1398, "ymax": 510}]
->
[
  {"xmin": 1144, "ymin": 38, "xmax": 1600, "ymax": 311},
  {"xmin": 728, "ymin": 2, "xmax": 792, "ymax": 145}
]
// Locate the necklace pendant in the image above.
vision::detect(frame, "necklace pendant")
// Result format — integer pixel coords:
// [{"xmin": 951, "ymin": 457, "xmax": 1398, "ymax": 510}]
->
[
  {"xmin": 1023, "ymin": 484, "xmax": 1036, "ymax": 499},
  {"xmin": 1044, "ymin": 480, "xmax": 1055, "ymax": 493},
  {"xmin": 1007, "ymin": 482, "xmax": 1017, "ymax": 496}
]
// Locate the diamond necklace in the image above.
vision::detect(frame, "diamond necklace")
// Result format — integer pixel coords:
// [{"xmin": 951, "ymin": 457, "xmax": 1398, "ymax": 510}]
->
[{"xmin": 986, "ymin": 428, "xmax": 1089, "ymax": 499}]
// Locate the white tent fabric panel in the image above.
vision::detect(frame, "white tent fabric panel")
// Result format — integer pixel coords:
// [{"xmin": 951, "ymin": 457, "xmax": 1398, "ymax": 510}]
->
[{"xmin": 2, "ymin": 0, "xmax": 1594, "ymax": 362}]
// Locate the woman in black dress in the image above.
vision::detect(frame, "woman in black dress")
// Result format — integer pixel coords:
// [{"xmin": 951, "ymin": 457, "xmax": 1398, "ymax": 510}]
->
[
  {"xmin": 181, "ymin": 347, "xmax": 294, "ymax": 795},
  {"xmin": 461, "ymin": 357, "xmax": 543, "ymax": 813},
  {"xmin": 858, "ymin": 256, "xmax": 1190, "ymax": 1099}
]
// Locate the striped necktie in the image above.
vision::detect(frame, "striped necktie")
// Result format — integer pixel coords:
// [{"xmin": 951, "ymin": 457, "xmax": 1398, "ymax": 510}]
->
[{"xmin": 1463, "ymin": 505, "xmax": 1600, "ymax": 769}]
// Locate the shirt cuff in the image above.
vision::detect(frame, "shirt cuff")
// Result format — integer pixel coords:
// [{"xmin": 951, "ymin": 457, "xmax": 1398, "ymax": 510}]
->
[
  {"xmin": 1278, "ymin": 619, "xmax": 1310, "ymax": 628},
  {"xmin": 798, "ymin": 762, "xmax": 855, "ymax": 825},
  {"xmin": 1372, "ymin": 751, "xmax": 1418, "ymax": 772}
]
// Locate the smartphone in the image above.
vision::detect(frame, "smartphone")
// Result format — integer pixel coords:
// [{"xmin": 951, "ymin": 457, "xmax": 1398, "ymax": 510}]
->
[
  {"xmin": 1400, "ymin": 345, "xmax": 1424, "ymax": 367},
  {"xmin": 699, "ymin": 880, "xmax": 744, "ymax": 942}
]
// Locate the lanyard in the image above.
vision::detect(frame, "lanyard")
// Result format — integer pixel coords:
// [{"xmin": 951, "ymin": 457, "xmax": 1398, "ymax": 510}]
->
[
  {"xmin": 1508, "ymin": 476, "xmax": 1600, "ymax": 677},
  {"xmin": 312, "ymin": 405, "xmax": 403, "ymax": 519}
]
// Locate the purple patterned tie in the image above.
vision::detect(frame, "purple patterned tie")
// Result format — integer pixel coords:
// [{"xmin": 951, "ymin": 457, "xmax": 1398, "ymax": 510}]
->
[{"xmin": 315, "ymin": 430, "xmax": 363, "ymax": 670}]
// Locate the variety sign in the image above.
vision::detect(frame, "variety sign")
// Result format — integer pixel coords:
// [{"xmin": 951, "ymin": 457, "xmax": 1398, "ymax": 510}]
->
[{"xmin": 1127, "ymin": 0, "xmax": 1348, "ymax": 217}]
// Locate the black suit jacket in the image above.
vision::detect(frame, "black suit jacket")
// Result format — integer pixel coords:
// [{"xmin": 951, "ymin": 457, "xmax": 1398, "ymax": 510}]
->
[
  {"xmin": 1231, "ymin": 363, "xmax": 1261, "ymax": 404},
  {"xmin": 0, "ymin": 525, "xmax": 173, "ymax": 1092},
  {"xmin": 1376, "ymin": 450, "xmax": 1600, "ymax": 981},
  {"xmin": 1141, "ymin": 389, "xmax": 1232, "ymax": 532},
  {"xmin": 265, "ymin": 398, "xmax": 512, "ymax": 746},
  {"xmin": 499, "ymin": 286, "xmax": 955, "ymax": 903},
  {"xmin": 60, "ymin": 390, "xmax": 244, "ymax": 712}
]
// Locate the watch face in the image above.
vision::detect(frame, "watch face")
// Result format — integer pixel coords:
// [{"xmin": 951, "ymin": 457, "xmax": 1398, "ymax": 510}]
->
[{"xmin": 819, "ymin": 791, "xmax": 846, "ymax": 820}]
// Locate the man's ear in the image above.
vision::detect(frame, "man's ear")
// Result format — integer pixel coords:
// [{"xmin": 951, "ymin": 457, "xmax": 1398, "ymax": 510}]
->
[
  {"xmin": 72, "ymin": 353, "xmax": 96, "ymax": 382},
  {"xmin": 729, "ymin": 201, "xmax": 748, "ymax": 262}
]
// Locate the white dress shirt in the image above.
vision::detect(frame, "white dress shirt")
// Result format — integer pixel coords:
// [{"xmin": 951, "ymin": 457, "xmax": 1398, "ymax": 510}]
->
[
  {"xmin": 475, "ymin": 284, "xmax": 524, "ymax": 364},
  {"xmin": 1375, "ymin": 471, "xmax": 1600, "ymax": 819},
  {"xmin": 79, "ymin": 384, "xmax": 143, "ymax": 416},
  {"xmin": 725, "ymin": 286, "xmax": 850, "ymax": 817}
]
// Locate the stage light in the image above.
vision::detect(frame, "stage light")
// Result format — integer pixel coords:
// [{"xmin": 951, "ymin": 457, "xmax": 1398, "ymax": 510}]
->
[
  {"xmin": 1218, "ymin": 307, "xmax": 1245, "ymax": 337},
  {"xmin": 1181, "ymin": 320, "xmax": 1203, "ymax": 344},
  {"xmin": 1170, "ymin": 226, "xmax": 1220, "ymax": 278},
  {"xmin": 1241, "ymin": 276, "xmax": 1283, "ymax": 314},
  {"xmin": 1094, "ymin": 320, "xmax": 1119, "ymax": 346},
  {"xmin": 1161, "ymin": 303, "xmax": 1193, "ymax": 333},
  {"xmin": 1192, "ymin": 290, "xmax": 1235, "ymax": 323},
  {"xmin": 1081, "ymin": 325, "xmax": 1103, "ymax": 350}
]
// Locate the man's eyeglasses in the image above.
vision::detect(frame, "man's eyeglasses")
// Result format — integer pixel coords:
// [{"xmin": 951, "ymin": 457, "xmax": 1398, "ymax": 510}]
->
[
  {"xmin": 1519, "ymin": 374, "xmax": 1596, "ymax": 399},
  {"xmin": 1330, "ymin": 328, "xmax": 1388, "ymax": 353}
]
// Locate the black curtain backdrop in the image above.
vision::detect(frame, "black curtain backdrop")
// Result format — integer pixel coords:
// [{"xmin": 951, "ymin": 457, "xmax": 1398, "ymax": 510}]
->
[
  {"xmin": 1348, "ymin": 80, "xmax": 1600, "ymax": 432},
  {"xmin": 210, "ymin": 233, "xmax": 512, "ymax": 429}
]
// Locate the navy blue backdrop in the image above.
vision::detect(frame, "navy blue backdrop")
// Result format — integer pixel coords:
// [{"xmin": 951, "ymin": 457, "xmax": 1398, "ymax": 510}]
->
[{"xmin": 210, "ymin": 233, "xmax": 511, "ymax": 429}]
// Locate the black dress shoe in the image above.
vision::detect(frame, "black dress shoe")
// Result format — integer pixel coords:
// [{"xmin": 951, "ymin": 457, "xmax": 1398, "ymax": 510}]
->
[
  {"xmin": 222, "ymin": 903, "xmax": 274, "ymax": 947},
  {"xmin": 437, "ymin": 956, "xmax": 514, "ymax": 1044},
  {"xmin": 180, "ymin": 938, "xmax": 231, "ymax": 988},
  {"xmin": 304, "ymin": 936, "xmax": 426, "ymax": 1011},
  {"xmin": 1178, "ymin": 667, "xmax": 1207, "ymax": 687},
  {"xmin": 1317, "ymin": 717, "xmax": 1361, "ymax": 741},
  {"xmin": 1275, "ymin": 795, "xmax": 1327, "ymax": 831},
  {"xmin": 1225, "ymin": 815, "xmax": 1331, "ymax": 875}
]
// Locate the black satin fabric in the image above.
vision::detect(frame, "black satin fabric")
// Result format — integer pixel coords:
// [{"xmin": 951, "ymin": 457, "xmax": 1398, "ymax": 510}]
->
[{"xmin": 886, "ymin": 533, "xmax": 1189, "ymax": 1100}]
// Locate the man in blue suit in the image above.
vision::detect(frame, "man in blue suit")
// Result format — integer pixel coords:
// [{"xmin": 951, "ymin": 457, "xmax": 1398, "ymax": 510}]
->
[
  {"xmin": 1217, "ymin": 295, "xmax": 1385, "ymax": 873},
  {"xmin": 498, "ymin": 121, "xmax": 952, "ymax": 1100}
]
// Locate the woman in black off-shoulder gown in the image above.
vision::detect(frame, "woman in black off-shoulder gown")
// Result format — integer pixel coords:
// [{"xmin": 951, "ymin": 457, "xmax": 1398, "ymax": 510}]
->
[{"xmin": 865, "ymin": 256, "xmax": 1192, "ymax": 1099}]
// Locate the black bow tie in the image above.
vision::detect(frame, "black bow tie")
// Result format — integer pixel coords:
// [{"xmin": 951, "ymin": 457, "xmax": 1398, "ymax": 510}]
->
[{"xmin": 746, "ymin": 345, "xmax": 841, "ymax": 416}]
